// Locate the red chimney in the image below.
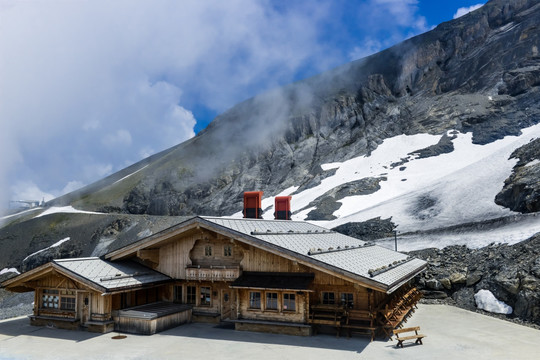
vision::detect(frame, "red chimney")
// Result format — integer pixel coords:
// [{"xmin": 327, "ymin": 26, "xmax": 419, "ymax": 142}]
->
[
  {"xmin": 274, "ymin": 196, "xmax": 292, "ymax": 220},
  {"xmin": 243, "ymin": 191, "xmax": 263, "ymax": 219}
]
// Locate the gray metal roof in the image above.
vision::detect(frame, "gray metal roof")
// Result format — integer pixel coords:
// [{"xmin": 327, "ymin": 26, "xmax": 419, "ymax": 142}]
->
[
  {"xmin": 54, "ymin": 257, "xmax": 171, "ymax": 292},
  {"xmin": 202, "ymin": 217, "xmax": 426, "ymax": 288}
]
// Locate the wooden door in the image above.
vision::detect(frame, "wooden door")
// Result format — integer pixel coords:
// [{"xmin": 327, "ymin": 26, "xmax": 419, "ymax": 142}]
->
[
  {"xmin": 78, "ymin": 292, "xmax": 90, "ymax": 324},
  {"xmin": 221, "ymin": 289, "xmax": 232, "ymax": 320}
]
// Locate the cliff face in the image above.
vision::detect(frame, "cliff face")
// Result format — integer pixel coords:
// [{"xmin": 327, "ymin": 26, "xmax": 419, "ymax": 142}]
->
[{"xmin": 47, "ymin": 0, "xmax": 539, "ymax": 219}]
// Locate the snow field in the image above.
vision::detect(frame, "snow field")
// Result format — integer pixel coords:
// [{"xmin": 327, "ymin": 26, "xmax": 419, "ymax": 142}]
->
[{"xmin": 235, "ymin": 123, "xmax": 540, "ymax": 250}]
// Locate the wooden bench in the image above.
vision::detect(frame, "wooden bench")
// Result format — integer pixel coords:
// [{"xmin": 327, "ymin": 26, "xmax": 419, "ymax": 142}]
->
[
  {"xmin": 341, "ymin": 309, "xmax": 376, "ymax": 341},
  {"xmin": 393, "ymin": 326, "xmax": 426, "ymax": 348},
  {"xmin": 309, "ymin": 304, "xmax": 345, "ymax": 337}
]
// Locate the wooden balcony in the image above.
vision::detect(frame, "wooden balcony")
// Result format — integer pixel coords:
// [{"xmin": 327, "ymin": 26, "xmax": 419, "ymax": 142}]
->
[{"xmin": 185, "ymin": 265, "xmax": 241, "ymax": 282}]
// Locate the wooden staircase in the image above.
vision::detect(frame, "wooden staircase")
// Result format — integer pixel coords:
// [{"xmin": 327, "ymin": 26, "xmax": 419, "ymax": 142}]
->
[{"xmin": 376, "ymin": 286, "xmax": 422, "ymax": 339}]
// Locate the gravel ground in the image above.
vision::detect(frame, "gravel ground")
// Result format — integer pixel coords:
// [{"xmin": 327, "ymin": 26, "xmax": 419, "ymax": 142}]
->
[{"xmin": 0, "ymin": 290, "xmax": 33, "ymax": 320}]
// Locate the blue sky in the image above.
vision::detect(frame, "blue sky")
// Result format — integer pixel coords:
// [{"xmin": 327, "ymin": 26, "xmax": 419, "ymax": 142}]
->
[{"xmin": 0, "ymin": 0, "xmax": 485, "ymax": 210}]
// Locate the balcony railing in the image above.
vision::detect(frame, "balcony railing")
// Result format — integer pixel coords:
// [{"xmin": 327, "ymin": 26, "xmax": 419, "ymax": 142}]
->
[{"xmin": 185, "ymin": 265, "xmax": 241, "ymax": 282}]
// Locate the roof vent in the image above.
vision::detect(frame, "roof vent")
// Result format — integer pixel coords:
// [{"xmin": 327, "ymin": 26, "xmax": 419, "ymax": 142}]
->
[
  {"xmin": 243, "ymin": 191, "xmax": 263, "ymax": 219},
  {"xmin": 274, "ymin": 196, "xmax": 292, "ymax": 220}
]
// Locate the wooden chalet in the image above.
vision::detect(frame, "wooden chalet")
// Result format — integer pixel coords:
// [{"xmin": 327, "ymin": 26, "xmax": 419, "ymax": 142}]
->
[{"xmin": 2, "ymin": 213, "xmax": 427, "ymax": 338}]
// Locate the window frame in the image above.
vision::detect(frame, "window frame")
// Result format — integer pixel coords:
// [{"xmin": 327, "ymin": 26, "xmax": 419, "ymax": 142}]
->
[
  {"xmin": 60, "ymin": 296, "xmax": 76, "ymax": 311},
  {"xmin": 204, "ymin": 245, "xmax": 212, "ymax": 257},
  {"xmin": 223, "ymin": 245, "xmax": 232, "ymax": 257},
  {"xmin": 283, "ymin": 293, "xmax": 296, "ymax": 312},
  {"xmin": 200, "ymin": 286, "xmax": 211, "ymax": 307},
  {"xmin": 340, "ymin": 292, "xmax": 354, "ymax": 309},
  {"xmin": 322, "ymin": 292, "xmax": 336, "ymax": 305},
  {"xmin": 173, "ymin": 285, "xmax": 183, "ymax": 303},
  {"xmin": 265, "ymin": 292, "xmax": 278, "ymax": 311},
  {"xmin": 186, "ymin": 285, "xmax": 197, "ymax": 305},
  {"xmin": 249, "ymin": 291, "xmax": 261, "ymax": 309},
  {"xmin": 41, "ymin": 289, "xmax": 59, "ymax": 309},
  {"xmin": 41, "ymin": 289, "xmax": 76, "ymax": 312}
]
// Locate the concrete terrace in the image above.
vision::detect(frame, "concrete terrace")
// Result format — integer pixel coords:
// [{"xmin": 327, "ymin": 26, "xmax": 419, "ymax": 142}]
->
[{"xmin": 0, "ymin": 304, "xmax": 538, "ymax": 360}]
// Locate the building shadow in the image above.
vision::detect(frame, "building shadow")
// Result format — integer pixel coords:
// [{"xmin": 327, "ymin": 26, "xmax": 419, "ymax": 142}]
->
[
  {"xmin": 0, "ymin": 316, "xmax": 102, "ymax": 343},
  {"xmin": 158, "ymin": 322, "xmax": 378, "ymax": 353},
  {"xmin": 0, "ymin": 317, "xmax": 387, "ymax": 353}
]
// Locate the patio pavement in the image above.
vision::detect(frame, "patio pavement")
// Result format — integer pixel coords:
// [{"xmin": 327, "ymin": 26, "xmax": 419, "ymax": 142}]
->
[{"xmin": 0, "ymin": 304, "xmax": 538, "ymax": 360}]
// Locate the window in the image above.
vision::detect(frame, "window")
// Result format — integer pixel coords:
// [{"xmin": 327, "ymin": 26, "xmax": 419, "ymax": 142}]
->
[
  {"xmin": 266, "ymin": 292, "xmax": 278, "ymax": 310},
  {"xmin": 61, "ymin": 296, "xmax": 76, "ymax": 310},
  {"xmin": 42, "ymin": 289, "xmax": 76, "ymax": 311},
  {"xmin": 249, "ymin": 292, "xmax": 261, "ymax": 309},
  {"xmin": 200, "ymin": 286, "xmax": 211, "ymax": 306},
  {"xmin": 322, "ymin": 292, "xmax": 335, "ymax": 305},
  {"xmin": 283, "ymin": 293, "xmax": 296, "ymax": 311},
  {"xmin": 341, "ymin": 293, "xmax": 354, "ymax": 309},
  {"xmin": 42, "ymin": 289, "xmax": 59, "ymax": 309},
  {"xmin": 204, "ymin": 245, "xmax": 212, "ymax": 256},
  {"xmin": 187, "ymin": 286, "xmax": 196, "ymax": 305},
  {"xmin": 223, "ymin": 245, "xmax": 232, "ymax": 257},
  {"xmin": 174, "ymin": 285, "xmax": 183, "ymax": 303}
]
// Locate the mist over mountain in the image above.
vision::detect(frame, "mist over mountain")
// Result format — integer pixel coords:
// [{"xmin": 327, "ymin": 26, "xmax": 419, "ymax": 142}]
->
[{"xmin": 41, "ymin": 0, "xmax": 538, "ymax": 226}]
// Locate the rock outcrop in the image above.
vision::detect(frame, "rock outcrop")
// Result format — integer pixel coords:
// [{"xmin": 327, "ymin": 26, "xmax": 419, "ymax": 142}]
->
[
  {"xmin": 496, "ymin": 138, "xmax": 540, "ymax": 213},
  {"xmin": 409, "ymin": 232, "xmax": 540, "ymax": 326}
]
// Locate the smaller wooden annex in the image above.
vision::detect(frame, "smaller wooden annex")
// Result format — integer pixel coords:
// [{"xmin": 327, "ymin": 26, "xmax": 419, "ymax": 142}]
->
[{"xmin": 2, "ymin": 215, "xmax": 427, "ymax": 338}]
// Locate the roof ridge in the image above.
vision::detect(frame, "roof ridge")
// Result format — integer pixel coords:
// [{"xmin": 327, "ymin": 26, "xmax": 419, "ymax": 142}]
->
[
  {"xmin": 250, "ymin": 229, "xmax": 334, "ymax": 235},
  {"xmin": 202, "ymin": 216, "xmax": 309, "ymax": 224},
  {"xmin": 308, "ymin": 243, "xmax": 373, "ymax": 255},
  {"xmin": 54, "ymin": 257, "xmax": 101, "ymax": 262}
]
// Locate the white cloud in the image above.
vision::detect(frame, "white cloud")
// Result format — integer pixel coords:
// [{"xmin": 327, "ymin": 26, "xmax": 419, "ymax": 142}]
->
[
  {"xmin": 138, "ymin": 147, "xmax": 155, "ymax": 161},
  {"xmin": 370, "ymin": 0, "xmax": 429, "ymax": 32},
  {"xmin": 349, "ymin": 0, "xmax": 430, "ymax": 59},
  {"xmin": 83, "ymin": 163, "xmax": 113, "ymax": 181},
  {"xmin": 349, "ymin": 38, "xmax": 383, "ymax": 60},
  {"xmin": 8, "ymin": 179, "xmax": 86, "ymax": 207},
  {"xmin": 0, "ymin": 0, "xmax": 441, "ymax": 204},
  {"xmin": 61, "ymin": 180, "xmax": 85, "ymax": 195},
  {"xmin": 83, "ymin": 120, "xmax": 101, "ymax": 131},
  {"xmin": 102, "ymin": 129, "xmax": 133, "ymax": 148},
  {"xmin": 10, "ymin": 181, "xmax": 55, "ymax": 203},
  {"xmin": 453, "ymin": 4, "xmax": 484, "ymax": 19},
  {"xmin": 0, "ymin": 0, "xmax": 338, "ymax": 201}
]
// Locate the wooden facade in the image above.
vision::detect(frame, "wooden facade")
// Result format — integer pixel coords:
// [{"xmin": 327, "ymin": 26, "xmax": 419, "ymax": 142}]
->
[{"xmin": 2, "ymin": 216, "xmax": 426, "ymax": 337}]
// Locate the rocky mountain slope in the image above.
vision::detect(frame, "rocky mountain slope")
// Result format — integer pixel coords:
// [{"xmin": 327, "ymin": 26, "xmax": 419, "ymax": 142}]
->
[
  {"xmin": 410, "ymin": 232, "xmax": 540, "ymax": 326},
  {"xmin": 46, "ymin": 0, "xmax": 539, "ymax": 223}
]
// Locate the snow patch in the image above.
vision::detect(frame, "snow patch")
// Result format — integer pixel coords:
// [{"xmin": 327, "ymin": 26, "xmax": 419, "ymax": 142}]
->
[
  {"xmin": 36, "ymin": 206, "xmax": 103, "ymax": 218},
  {"xmin": 474, "ymin": 289, "xmax": 513, "ymax": 314},
  {"xmin": 0, "ymin": 267, "xmax": 20, "ymax": 275},
  {"xmin": 23, "ymin": 237, "xmax": 71, "ymax": 262},
  {"xmin": 525, "ymin": 159, "xmax": 539, "ymax": 167},
  {"xmin": 137, "ymin": 229, "xmax": 153, "ymax": 239},
  {"xmin": 1, "ymin": 207, "xmax": 42, "ymax": 220},
  {"xmin": 321, "ymin": 162, "xmax": 342, "ymax": 171},
  {"xmin": 91, "ymin": 237, "xmax": 116, "ymax": 257},
  {"xmin": 113, "ymin": 165, "xmax": 149, "ymax": 185}
]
